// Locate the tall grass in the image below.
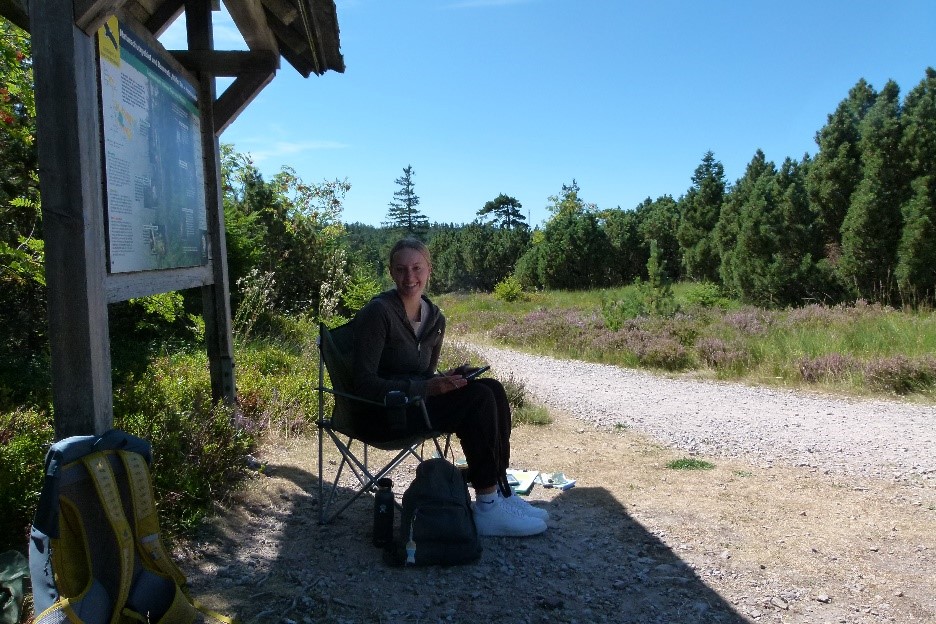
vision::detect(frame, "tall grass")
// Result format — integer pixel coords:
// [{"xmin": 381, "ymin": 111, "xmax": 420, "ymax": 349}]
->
[{"xmin": 438, "ymin": 288, "xmax": 936, "ymax": 402}]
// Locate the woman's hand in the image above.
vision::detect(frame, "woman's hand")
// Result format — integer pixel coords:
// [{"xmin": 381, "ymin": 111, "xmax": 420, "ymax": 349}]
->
[
  {"xmin": 442, "ymin": 363, "xmax": 470, "ymax": 376},
  {"xmin": 426, "ymin": 374, "xmax": 468, "ymax": 396}
]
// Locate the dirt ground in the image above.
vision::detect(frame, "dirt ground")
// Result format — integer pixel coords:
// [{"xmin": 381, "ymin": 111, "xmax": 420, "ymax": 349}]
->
[{"xmin": 179, "ymin": 404, "xmax": 936, "ymax": 624}]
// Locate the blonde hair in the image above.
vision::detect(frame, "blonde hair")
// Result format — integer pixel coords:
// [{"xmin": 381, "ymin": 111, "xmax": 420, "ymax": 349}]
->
[{"xmin": 389, "ymin": 238, "xmax": 432, "ymax": 268}]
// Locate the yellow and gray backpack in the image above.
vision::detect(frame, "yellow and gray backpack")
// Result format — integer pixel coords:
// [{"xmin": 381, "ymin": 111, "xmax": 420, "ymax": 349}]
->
[{"xmin": 28, "ymin": 429, "xmax": 223, "ymax": 624}]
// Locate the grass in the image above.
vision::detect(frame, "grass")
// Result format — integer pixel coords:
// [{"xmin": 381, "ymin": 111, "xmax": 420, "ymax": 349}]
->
[
  {"xmin": 5, "ymin": 283, "xmax": 934, "ymax": 553},
  {"xmin": 667, "ymin": 457, "xmax": 716, "ymax": 470},
  {"xmin": 438, "ymin": 288, "xmax": 936, "ymax": 403}
]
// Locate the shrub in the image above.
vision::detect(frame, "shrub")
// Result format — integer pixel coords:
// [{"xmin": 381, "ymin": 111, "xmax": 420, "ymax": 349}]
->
[
  {"xmin": 0, "ymin": 408, "xmax": 51, "ymax": 552},
  {"xmin": 113, "ymin": 350, "xmax": 258, "ymax": 536},
  {"xmin": 682, "ymin": 281, "xmax": 731, "ymax": 309},
  {"xmin": 493, "ymin": 275, "xmax": 525, "ymax": 303},
  {"xmin": 863, "ymin": 355, "xmax": 936, "ymax": 395},
  {"xmin": 696, "ymin": 337, "xmax": 752, "ymax": 373},
  {"xmin": 600, "ymin": 291, "xmax": 643, "ymax": 331},
  {"xmin": 798, "ymin": 353, "xmax": 859, "ymax": 384}
]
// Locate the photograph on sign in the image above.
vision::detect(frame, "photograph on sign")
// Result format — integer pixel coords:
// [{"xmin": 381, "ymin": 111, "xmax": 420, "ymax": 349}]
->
[{"xmin": 97, "ymin": 16, "xmax": 209, "ymax": 274}]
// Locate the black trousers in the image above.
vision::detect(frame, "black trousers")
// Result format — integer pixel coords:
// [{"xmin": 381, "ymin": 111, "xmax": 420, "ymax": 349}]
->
[{"xmin": 353, "ymin": 378, "xmax": 511, "ymax": 491}]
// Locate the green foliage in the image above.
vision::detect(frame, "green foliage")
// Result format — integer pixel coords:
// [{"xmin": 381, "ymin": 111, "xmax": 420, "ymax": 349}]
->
[
  {"xmin": 341, "ymin": 263, "xmax": 382, "ymax": 313},
  {"xmin": 233, "ymin": 269, "xmax": 277, "ymax": 344},
  {"xmin": 636, "ymin": 195, "xmax": 682, "ymax": 283},
  {"xmin": 429, "ymin": 224, "xmax": 531, "ymax": 293},
  {"xmin": 0, "ymin": 408, "xmax": 51, "ymax": 552},
  {"xmin": 493, "ymin": 275, "xmax": 525, "ymax": 302},
  {"xmin": 528, "ymin": 190, "xmax": 611, "ymax": 290},
  {"xmin": 232, "ymin": 340, "xmax": 319, "ymax": 438},
  {"xmin": 109, "ymin": 330, "xmax": 320, "ymax": 536},
  {"xmin": 839, "ymin": 81, "xmax": 908, "ymax": 303},
  {"xmin": 477, "ymin": 193, "xmax": 527, "ymax": 230},
  {"xmin": 667, "ymin": 458, "xmax": 715, "ymax": 470},
  {"xmin": 384, "ymin": 165, "xmax": 428, "ymax": 238},
  {"xmin": 807, "ymin": 79, "xmax": 877, "ymax": 250},
  {"xmin": 677, "ymin": 151, "xmax": 725, "ymax": 282},
  {"xmin": 600, "ymin": 207, "xmax": 644, "ymax": 285},
  {"xmin": 440, "ymin": 289, "xmax": 936, "ymax": 400},
  {"xmin": 221, "ymin": 148, "xmax": 352, "ymax": 318},
  {"xmin": 599, "ymin": 288, "xmax": 644, "ymax": 331},
  {"xmin": 682, "ymin": 282, "xmax": 731, "ymax": 309},
  {"xmin": 642, "ymin": 239, "xmax": 678, "ymax": 317}
]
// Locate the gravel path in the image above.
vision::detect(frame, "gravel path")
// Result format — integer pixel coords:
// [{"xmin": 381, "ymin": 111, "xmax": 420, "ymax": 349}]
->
[{"xmin": 469, "ymin": 344, "xmax": 936, "ymax": 484}]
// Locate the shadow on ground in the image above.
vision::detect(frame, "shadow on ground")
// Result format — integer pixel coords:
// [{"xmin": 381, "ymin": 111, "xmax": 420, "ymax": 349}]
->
[{"xmin": 183, "ymin": 453, "xmax": 748, "ymax": 624}]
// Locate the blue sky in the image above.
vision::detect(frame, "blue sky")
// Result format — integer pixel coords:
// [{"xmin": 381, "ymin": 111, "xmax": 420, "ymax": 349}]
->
[{"xmin": 161, "ymin": 0, "xmax": 936, "ymax": 228}]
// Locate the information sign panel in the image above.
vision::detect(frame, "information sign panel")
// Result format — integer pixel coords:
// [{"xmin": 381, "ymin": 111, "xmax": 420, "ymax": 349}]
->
[{"xmin": 97, "ymin": 16, "xmax": 209, "ymax": 274}]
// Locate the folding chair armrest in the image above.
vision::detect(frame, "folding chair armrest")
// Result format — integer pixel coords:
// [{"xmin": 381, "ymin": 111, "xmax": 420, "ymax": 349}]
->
[{"xmin": 320, "ymin": 387, "xmax": 427, "ymax": 413}]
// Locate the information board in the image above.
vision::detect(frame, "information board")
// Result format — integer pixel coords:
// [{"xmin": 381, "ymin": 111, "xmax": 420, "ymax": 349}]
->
[{"xmin": 97, "ymin": 16, "xmax": 209, "ymax": 274}]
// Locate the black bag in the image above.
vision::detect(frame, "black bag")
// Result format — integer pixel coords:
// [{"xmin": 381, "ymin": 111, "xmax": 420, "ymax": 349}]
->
[{"xmin": 388, "ymin": 458, "xmax": 482, "ymax": 566}]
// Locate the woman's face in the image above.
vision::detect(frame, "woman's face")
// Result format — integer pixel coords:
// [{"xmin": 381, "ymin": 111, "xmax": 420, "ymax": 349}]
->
[{"xmin": 390, "ymin": 247, "xmax": 431, "ymax": 299}]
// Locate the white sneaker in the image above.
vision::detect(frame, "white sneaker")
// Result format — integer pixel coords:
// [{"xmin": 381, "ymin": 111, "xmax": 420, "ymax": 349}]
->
[
  {"xmin": 473, "ymin": 497, "xmax": 547, "ymax": 537},
  {"xmin": 499, "ymin": 491, "xmax": 550, "ymax": 522}
]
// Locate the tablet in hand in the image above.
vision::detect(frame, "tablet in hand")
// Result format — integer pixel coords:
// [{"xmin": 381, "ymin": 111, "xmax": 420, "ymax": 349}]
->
[{"xmin": 465, "ymin": 365, "xmax": 490, "ymax": 380}]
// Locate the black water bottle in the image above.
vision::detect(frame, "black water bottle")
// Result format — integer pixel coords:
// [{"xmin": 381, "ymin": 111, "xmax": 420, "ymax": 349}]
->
[{"xmin": 372, "ymin": 477, "xmax": 394, "ymax": 547}]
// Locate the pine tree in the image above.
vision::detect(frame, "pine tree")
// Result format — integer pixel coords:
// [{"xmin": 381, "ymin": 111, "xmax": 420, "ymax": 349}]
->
[
  {"xmin": 806, "ymin": 79, "xmax": 877, "ymax": 253},
  {"xmin": 839, "ymin": 80, "xmax": 908, "ymax": 302},
  {"xmin": 600, "ymin": 207, "xmax": 644, "ymax": 285},
  {"xmin": 478, "ymin": 193, "xmax": 527, "ymax": 229},
  {"xmin": 716, "ymin": 150, "xmax": 774, "ymax": 299},
  {"xmin": 637, "ymin": 195, "xmax": 682, "ymax": 283},
  {"xmin": 384, "ymin": 165, "xmax": 428, "ymax": 238},
  {"xmin": 895, "ymin": 68, "xmax": 936, "ymax": 303},
  {"xmin": 676, "ymin": 151, "xmax": 725, "ymax": 281}
]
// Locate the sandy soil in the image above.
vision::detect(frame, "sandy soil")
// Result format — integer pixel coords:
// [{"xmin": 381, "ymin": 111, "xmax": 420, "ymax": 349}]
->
[{"xmin": 180, "ymin": 403, "xmax": 936, "ymax": 624}]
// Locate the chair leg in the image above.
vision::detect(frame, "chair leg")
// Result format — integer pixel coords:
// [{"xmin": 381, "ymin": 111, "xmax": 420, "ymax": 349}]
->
[{"xmin": 318, "ymin": 432, "xmax": 437, "ymax": 525}]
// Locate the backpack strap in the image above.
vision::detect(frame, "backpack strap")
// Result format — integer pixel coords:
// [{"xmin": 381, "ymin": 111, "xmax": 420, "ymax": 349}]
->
[
  {"xmin": 83, "ymin": 452, "xmax": 135, "ymax": 624},
  {"xmin": 119, "ymin": 450, "xmax": 188, "ymax": 587},
  {"xmin": 120, "ymin": 450, "xmax": 237, "ymax": 624}
]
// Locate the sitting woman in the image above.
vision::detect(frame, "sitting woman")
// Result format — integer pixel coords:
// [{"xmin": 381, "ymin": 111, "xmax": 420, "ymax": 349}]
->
[{"xmin": 351, "ymin": 238, "xmax": 548, "ymax": 537}]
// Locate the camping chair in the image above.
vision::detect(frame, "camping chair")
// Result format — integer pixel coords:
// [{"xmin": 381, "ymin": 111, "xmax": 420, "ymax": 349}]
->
[{"xmin": 317, "ymin": 320, "xmax": 451, "ymax": 524}]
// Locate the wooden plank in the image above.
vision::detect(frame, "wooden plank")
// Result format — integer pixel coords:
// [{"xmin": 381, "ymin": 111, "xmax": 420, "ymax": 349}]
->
[
  {"xmin": 266, "ymin": 12, "xmax": 314, "ymax": 76},
  {"xmin": 259, "ymin": 0, "xmax": 297, "ymax": 25},
  {"xmin": 144, "ymin": 0, "xmax": 184, "ymax": 37},
  {"xmin": 170, "ymin": 49, "xmax": 278, "ymax": 76},
  {"xmin": 187, "ymin": 0, "xmax": 236, "ymax": 404},
  {"xmin": 213, "ymin": 69, "xmax": 273, "ymax": 135},
  {"xmin": 31, "ymin": 0, "xmax": 113, "ymax": 438},
  {"xmin": 74, "ymin": 0, "xmax": 128, "ymax": 35},
  {"xmin": 0, "ymin": 0, "xmax": 30, "ymax": 31},
  {"xmin": 224, "ymin": 0, "xmax": 278, "ymax": 53},
  {"xmin": 105, "ymin": 265, "xmax": 213, "ymax": 303}
]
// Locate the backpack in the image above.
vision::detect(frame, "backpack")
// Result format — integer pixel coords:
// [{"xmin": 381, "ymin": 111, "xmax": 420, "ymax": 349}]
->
[
  {"xmin": 389, "ymin": 458, "xmax": 482, "ymax": 566},
  {"xmin": 28, "ymin": 429, "xmax": 228, "ymax": 624}
]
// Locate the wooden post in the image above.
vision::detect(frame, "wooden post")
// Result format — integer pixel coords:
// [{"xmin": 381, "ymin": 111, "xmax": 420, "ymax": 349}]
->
[
  {"xmin": 30, "ymin": 0, "xmax": 113, "ymax": 438},
  {"xmin": 187, "ymin": 0, "xmax": 237, "ymax": 404}
]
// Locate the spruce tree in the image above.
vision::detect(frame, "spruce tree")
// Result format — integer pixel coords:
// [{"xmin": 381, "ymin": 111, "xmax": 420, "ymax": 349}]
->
[
  {"xmin": 384, "ymin": 165, "xmax": 428, "ymax": 239},
  {"xmin": 676, "ymin": 151, "xmax": 725, "ymax": 282}
]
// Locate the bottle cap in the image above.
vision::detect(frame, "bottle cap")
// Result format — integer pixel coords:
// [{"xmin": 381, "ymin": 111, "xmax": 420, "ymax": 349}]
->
[{"xmin": 377, "ymin": 477, "xmax": 392, "ymax": 489}]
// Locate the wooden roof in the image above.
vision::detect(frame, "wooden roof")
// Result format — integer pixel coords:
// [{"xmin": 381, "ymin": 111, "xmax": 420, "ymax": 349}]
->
[
  {"xmin": 2, "ymin": 0, "xmax": 343, "ymax": 132},
  {"xmin": 0, "ymin": 0, "xmax": 344, "ymax": 78}
]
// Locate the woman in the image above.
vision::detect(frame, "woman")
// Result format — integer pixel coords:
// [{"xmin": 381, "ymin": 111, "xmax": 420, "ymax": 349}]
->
[{"xmin": 351, "ymin": 238, "xmax": 548, "ymax": 537}]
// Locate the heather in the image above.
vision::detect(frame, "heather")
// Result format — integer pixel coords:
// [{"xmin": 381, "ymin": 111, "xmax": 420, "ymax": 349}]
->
[{"xmin": 439, "ymin": 286, "xmax": 936, "ymax": 402}]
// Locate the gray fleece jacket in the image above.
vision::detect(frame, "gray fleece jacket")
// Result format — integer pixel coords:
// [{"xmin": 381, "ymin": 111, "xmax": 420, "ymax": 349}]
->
[{"xmin": 351, "ymin": 289, "xmax": 446, "ymax": 403}]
